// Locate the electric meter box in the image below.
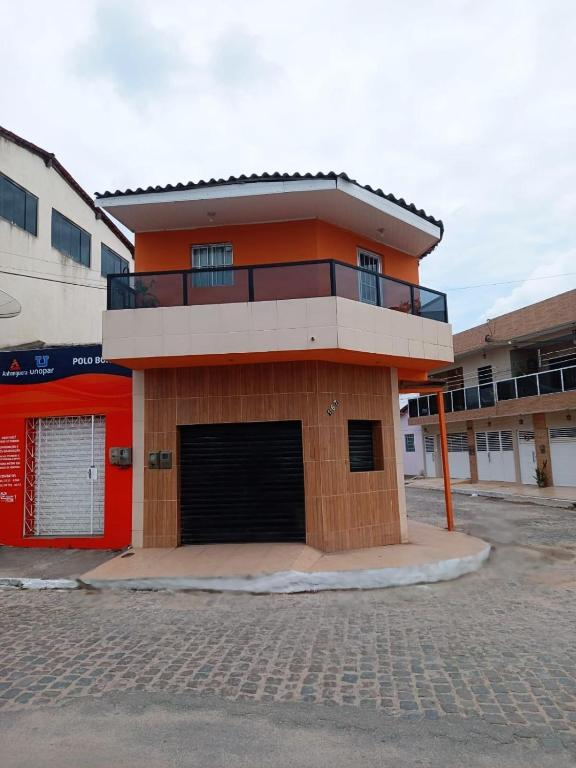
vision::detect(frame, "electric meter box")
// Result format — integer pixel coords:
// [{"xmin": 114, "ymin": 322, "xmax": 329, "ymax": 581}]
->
[{"xmin": 109, "ymin": 447, "xmax": 132, "ymax": 466}]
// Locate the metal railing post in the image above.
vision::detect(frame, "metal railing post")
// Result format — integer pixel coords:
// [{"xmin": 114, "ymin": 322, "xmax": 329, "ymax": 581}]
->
[
  {"xmin": 375, "ymin": 275, "xmax": 382, "ymax": 307},
  {"xmin": 248, "ymin": 267, "xmax": 254, "ymax": 302},
  {"xmin": 182, "ymin": 272, "xmax": 188, "ymax": 306},
  {"xmin": 410, "ymin": 285, "xmax": 415, "ymax": 315},
  {"xmin": 107, "ymin": 275, "xmax": 112, "ymax": 310},
  {"xmin": 561, "ymin": 368, "xmax": 565, "ymax": 392},
  {"xmin": 329, "ymin": 261, "xmax": 336, "ymax": 296}
]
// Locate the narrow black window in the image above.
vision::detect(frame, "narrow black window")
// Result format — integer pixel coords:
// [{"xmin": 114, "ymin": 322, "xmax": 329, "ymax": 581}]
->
[
  {"xmin": 405, "ymin": 433, "xmax": 416, "ymax": 452},
  {"xmin": 348, "ymin": 420, "xmax": 382, "ymax": 472},
  {"xmin": 477, "ymin": 365, "xmax": 493, "ymax": 385},
  {"xmin": 101, "ymin": 243, "xmax": 129, "ymax": 277},
  {"xmin": 0, "ymin": 173, "xmax": 38, "ymax": 235},
  {"xmin": 51, "ymin": 209, "xmax": 91, "ymax": 267}
]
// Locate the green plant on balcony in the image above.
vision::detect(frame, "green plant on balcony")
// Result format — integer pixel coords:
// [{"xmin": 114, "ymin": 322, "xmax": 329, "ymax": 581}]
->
[{"xmin": 135, "ymin": 279, "xmax": 160, "ymax": 308}]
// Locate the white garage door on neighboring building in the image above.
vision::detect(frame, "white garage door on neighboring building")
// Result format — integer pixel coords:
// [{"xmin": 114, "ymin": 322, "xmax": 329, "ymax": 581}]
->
[
  {"xmin": 476, "ymin": 430, "xmax": 516, "ymax": 482},
  {"xmin": 25, "ymin": 415, "xmax": 105, "ymax": 537},
  {"xmin": 549, "ymin": 427, "xmax": 576, "ymax": 487},
  {"xmin": 447, "ymin": 433, "xmax": 471, "ymax": 479}
]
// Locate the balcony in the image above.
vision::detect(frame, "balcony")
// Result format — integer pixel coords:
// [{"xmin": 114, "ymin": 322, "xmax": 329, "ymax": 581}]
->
[
  {"xmin": 107, "ymin": 259, "xmax": 448, "ymax": 323},
  {"xmin": 409, "ymin": 364, "xmax": 576, "ymax": 418},
  {"xmin": 103, "ymin": 260, "xmax": 452, "ymax": 369}
]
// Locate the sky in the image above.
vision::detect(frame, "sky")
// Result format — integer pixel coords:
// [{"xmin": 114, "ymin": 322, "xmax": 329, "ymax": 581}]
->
[{"xmin": 1, "ymin": 0, "xmax": 575, "ymax": 332}]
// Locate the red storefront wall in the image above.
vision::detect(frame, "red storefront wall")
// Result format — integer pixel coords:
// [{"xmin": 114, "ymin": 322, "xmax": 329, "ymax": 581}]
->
[{"xmin": 0, "ymin": 373, "xmax": 132, "ymax": 549}]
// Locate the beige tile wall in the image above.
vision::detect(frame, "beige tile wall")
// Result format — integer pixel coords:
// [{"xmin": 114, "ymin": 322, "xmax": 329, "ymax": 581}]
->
[{"xmin": 103, "ymin": 297, "xmax": 453, "ymax": 365}]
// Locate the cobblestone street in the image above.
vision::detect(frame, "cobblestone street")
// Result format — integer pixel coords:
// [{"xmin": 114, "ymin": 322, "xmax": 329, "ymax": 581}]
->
[{"xmin": 1, "ymin": 488, "xmax": 576, "ymax": 765}]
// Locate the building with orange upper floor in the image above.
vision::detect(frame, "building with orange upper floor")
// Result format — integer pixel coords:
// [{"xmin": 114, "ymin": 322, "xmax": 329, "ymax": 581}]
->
[{"xmin": 96, "ymin": 172, "xmax": 454, "ymax": 551}]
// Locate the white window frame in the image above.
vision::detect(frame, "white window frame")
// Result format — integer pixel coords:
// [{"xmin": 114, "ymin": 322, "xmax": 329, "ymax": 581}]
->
[
  {"xmin": 191, "ymin": 242, "xmax": 233, "ymax": 287},
  {"xmin": 357, "ymin": 248, "xmax": 381, "ymax": 305}
]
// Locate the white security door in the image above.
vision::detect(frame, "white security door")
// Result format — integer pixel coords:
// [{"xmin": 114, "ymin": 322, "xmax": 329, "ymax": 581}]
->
[
  {"xmin": 549, "ymin": 427, "xmax": 576, "ymax": 487},
  {"xmin": 424, "ymin": 435, "xmax": 437, "ymax": 477},
  {"xmin": 518, "ymin": 431, "xmax": 537, "ymax": 485},
  {"xmin": 447, "ymin": 433, "xmax": 471, "ymax": 479},
  {"xmin": 30, "ymin": 415, "xmax": 105, "ymax": 536},
  {"xmin": 476, "ymin": 430, "xmax": 516, "ymax": 482}
]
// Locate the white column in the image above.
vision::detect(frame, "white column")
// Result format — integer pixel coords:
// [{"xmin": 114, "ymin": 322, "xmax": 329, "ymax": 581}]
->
[{"xmin": 390, "ymin": 368, "xmax": 409, "ymax": 543}]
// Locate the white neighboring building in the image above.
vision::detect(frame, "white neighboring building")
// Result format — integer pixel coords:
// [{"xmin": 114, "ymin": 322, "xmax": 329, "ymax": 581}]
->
[
  {"xmin": 400, "ymin": 405, "xmax": 425, "ymax": 477},
  {"xmin": 0, "ymin": 126, "xmax": 133, "ymax": 349}
]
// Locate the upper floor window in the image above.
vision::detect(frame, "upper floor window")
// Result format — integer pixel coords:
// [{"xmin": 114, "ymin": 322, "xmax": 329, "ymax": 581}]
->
[
  {"xmin": 101, "ymin": 243, "xmax": 129, "ymax": 277},
  {"xmin": 51, "ymin": 209, "xmax": 90, "ymax": 267},
  {"xmin": 357, "ymin": 250, "xmax": 381, "ymax": 305},
  {"xmin": 191, "ymin": 243, "xmax": 233, "ymax": 287},
  {"xmin": 477, "ymin": 365, "xmax": 493, "ymax": 385},
  {"xmin": 0, "ymin": 172, "xmax": 38, "ymax": 236}
]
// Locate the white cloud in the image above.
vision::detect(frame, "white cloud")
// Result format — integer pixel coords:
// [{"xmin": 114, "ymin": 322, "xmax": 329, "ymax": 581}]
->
[
  {"xmin": 1, "ymin": 0, "xmax": 576, "ymax": 332},
  {"xmin": 74, "ymin": 1, "xmax": 184, "ymax": 100},
  {"xmin": 482, "ymin": 251, "xmax": 576, "ymax": 320}
]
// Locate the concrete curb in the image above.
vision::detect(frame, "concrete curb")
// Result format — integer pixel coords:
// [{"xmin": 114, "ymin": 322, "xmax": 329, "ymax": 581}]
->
[
  {"xmin": 0, "ymin": 577, "xmax": 78, "ymax": 590},
  {"xmin": 407, "ymin": 483, "xmax": 576, "ymax": 510},
  {"xmin": 80, "ymin": 543, "xmax": 491, "ymax": 594}
]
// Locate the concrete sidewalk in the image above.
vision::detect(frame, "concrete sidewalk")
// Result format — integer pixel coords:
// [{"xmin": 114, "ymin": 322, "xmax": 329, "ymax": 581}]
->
[
  {"xmin": 0, "ymin": 547, "xmax": 118, "ymax": 580},
  {"xmin": 80, "ymin": 521, "xmax": 490, "ymax": 593},
  {"xmin": 406, "ymin": 477, "xmax": 576, "ymax": 509}
]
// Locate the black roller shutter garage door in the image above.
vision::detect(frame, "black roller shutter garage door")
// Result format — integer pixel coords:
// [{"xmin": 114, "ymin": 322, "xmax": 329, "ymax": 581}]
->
[{"xmin": 180, "ymin": 421, "xmax": 305, "ymax": 544}]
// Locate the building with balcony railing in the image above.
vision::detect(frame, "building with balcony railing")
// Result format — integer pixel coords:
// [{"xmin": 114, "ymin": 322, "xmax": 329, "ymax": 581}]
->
[
  {"xmin": 407, "ymin": 289, "xmax": 576, "ymax": 488},
  {"xmin": 97, "ymin": 172, "xmax": 453, "ymax": 550}
]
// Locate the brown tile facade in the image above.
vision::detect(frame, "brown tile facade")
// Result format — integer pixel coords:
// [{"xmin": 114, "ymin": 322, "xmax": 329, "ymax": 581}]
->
[
  {"xmin": 142, "ymin": 361, "xmax": 402, "ymax": 551},
  {"xmin": 453, "ymin": 289, "xmax": 576, "ymax": 357}
]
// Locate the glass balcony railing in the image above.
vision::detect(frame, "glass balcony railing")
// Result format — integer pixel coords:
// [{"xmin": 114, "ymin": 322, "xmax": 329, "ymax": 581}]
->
[
  {"xmin": 107, "ymin": 259, "xmax": 448, "ymax": 323},
  {"xmin": 408, "ymin": 364, "xmax": 576, "ymax": 418}
]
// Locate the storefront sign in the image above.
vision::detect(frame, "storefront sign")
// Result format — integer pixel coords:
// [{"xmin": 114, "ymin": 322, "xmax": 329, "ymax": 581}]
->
[
  {"xmin": 0, "ymin": 433, "xmax": 22, "ymax": 503},
  {"xmin": 0, "ymin": 345, "xmax": 130, "ymax": 385}
]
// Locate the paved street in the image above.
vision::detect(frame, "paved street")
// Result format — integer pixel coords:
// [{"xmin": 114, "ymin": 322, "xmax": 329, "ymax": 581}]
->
[{"xmin": 1, "ymin": 487, "xmax": 576, "ymax": 767}]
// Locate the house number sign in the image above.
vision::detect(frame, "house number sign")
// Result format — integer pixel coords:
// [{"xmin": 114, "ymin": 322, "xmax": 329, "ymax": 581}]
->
[{"xmin": 326, "ymin": 399, "xmax": 340, "ymax": 416}]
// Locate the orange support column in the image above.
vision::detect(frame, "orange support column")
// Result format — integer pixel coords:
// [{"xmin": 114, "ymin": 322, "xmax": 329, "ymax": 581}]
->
[{"xmin": 436, "ymin": 389, "xmax": 455, "ymax": 531}]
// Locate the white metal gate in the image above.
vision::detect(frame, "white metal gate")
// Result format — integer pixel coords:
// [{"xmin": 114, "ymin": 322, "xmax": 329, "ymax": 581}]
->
[
  {"xmin": 25, "ymin": 416, "xmax": 105, "ymax": 536},
  {"xmin": 447, "ymin": 433, "xmax": 471, "ymax": 479},
  {"xmin": 424, "ymin": 435, "xmax": 437, "ymax": 477},
  {"xmin": 476, "ymin": 430, "xmax": 516, "ymax": 482},
  {"xmin": 518, "ymin": 430, "xmax": 537, "ymax": 485},
  {"xmin": 549, "ymin": 427, "xmax": 576, "ymax": 487}
]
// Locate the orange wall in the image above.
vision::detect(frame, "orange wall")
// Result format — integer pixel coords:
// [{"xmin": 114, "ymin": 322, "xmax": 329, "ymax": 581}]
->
[
  {"xmin": 315, "ymin": 221, "xmax": 419, "ymax": 283},
  {"xmin": 135, "ymin": 219, "xmax": 420, "ymax": 284}
]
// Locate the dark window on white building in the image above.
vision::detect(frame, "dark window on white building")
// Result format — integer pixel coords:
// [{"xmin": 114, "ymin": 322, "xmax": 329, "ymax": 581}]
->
[
  {"xmin": 0, "ymin": 172, "xmax": 38, "ymax": 235},
  {"xmin": 405, "ymin": 433, "xmax": 416, "ymax": 452},
  {"xmin": 101, "ymin": 244, "xmax": 129, "ymax": 277},
  {"xmin": 51, "ymin": 209, "xmax": 91, "ymax": 267}
]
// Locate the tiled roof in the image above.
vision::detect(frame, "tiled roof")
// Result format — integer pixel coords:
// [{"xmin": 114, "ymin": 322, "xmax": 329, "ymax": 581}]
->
[
  {"xmin": 0, "ymin": 126, "xmax": 134, "ymax": 254},
  {"xmin": 95, "ymin": 171, "xmax": 443, "ymax": 233}
]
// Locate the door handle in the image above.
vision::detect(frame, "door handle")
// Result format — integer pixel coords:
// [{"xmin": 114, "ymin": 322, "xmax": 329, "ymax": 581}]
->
[{"xmin": 88, "ymin": 465, "xmax": 98, "ymax": 481}]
